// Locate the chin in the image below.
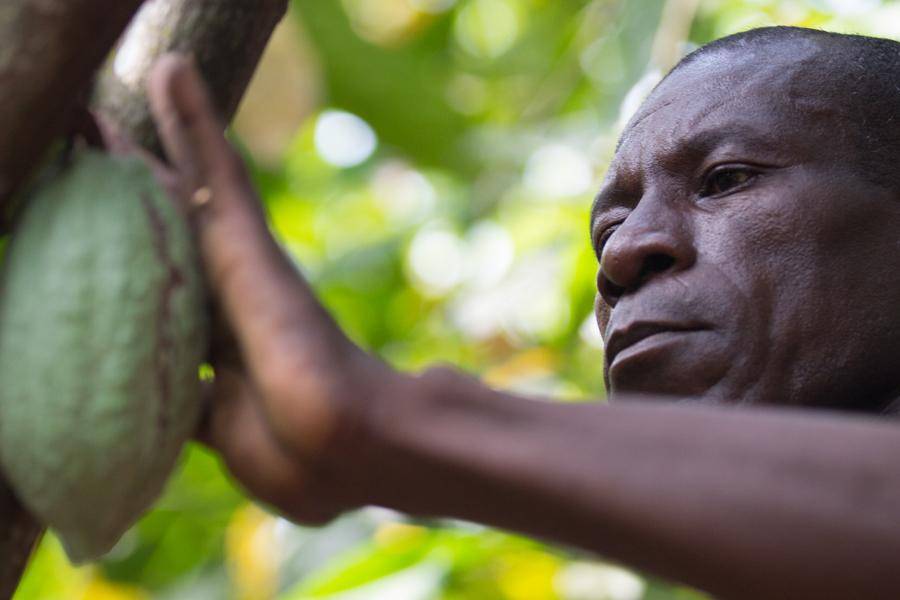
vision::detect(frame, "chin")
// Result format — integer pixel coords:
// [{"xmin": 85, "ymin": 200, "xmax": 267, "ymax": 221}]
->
[
  {"xmin": 605, "ymin": 330, "xmax": 734, "ymax": 400},
  {"xmin": 607, "ymin": 359, "xmax": 729, "ymax": 400}
]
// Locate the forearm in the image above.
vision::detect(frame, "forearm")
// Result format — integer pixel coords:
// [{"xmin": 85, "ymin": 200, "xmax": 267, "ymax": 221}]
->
[{"xmin": 348, "ymin": 367, "xmax": 900, "ymax": 599}]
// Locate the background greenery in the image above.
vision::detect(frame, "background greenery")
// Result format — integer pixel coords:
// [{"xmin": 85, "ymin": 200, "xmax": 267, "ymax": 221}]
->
[{"xmin": 15, "ymin": 0, "xmax": 900, "ymax": 598}]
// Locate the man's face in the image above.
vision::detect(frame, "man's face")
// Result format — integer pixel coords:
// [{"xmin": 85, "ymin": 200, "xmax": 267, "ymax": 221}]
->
[{"xmin": 592, "ymin": 49, "xmax": 900, "ymax": 410}]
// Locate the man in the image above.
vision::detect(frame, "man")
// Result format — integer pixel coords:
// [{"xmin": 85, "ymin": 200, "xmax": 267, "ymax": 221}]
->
[{"xmin": 146, "ymin": 26, "xmax": 900, "ymax": 598}]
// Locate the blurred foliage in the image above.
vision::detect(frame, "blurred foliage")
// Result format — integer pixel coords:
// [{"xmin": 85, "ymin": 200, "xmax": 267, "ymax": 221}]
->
[{"xmin": 15, "ymin": 0, "xmax": 900, "ymax": 598}]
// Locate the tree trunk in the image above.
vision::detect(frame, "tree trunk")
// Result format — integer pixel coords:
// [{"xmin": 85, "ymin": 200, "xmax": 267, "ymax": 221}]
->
[
  {"xmin": 94, "ymin": 0, "xmax": 289, "ymax": 159},
  {"xmin": 0, "ymin": 0, "xmax": 144, "ymax": 209},
  {"xmin": 0, "ymin": 0, "xmax": 286, "ymax": 596}
]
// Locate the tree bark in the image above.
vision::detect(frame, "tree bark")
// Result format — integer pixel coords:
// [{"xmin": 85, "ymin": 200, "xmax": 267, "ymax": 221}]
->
[
  {"xmin": 94, "ymin": 0, "xmax": 289, "ymax": 159},
  {"xmin": 0, "ymin": 2, "xmax": 145, "ymax": 597},
  {"xmin": 0, "ymin": 0, "xmax": 145, "ymax": 208},
  {"xmin": 0, "ymin": 1, "xmax": 286, "ymax": 597}
]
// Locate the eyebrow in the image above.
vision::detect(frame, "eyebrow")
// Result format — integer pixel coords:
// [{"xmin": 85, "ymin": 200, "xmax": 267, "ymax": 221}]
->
[
  {"xmin": 592, "ymin": 123, "xmax": 784, "ymax": 225},
  {"xmin": 674, "ymin": 124, "xmax": 782, "ymax": 160}
]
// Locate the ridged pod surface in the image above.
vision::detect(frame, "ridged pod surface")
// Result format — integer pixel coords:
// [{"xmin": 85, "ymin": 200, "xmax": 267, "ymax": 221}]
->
[{"xmin": 0, "ymin": 149, "xmax": 208, "ymax": 563}]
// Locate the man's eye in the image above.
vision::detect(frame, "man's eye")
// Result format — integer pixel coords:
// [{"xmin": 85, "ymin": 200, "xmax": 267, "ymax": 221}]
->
[
  {"xmin": 701, "ymin": 167, "xmax": 756, "ymax": 197},
  {"xmin": 595, "ymin": 224, "xmax": 620, "ymax": 256}
]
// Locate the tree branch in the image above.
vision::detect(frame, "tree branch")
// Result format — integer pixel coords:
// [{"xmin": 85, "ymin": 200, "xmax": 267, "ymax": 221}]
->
[
  {"xmin": 0, "ymin": 0, "xmax": 145, "ymax": 206},
  {"xmin": 94, "ymin": 0, "xmax": 289, "ymax": 159}
]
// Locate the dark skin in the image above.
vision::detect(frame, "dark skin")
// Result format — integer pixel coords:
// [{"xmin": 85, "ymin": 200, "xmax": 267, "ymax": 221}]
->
[
  {"xmin": 595, "ymin": 47, "xmax": 900, "ymax": 409},
  {"xmin": 145, "ymin": 49, "xmax": 900, "ymax": 599}
]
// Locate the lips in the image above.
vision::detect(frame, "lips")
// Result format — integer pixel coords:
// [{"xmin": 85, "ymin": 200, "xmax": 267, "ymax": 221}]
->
[{"xmin": 605, "ymin": 322, "xmax": 708, "ymax": 366}]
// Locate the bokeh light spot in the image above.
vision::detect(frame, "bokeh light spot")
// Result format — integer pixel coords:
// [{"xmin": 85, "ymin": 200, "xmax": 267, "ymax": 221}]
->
[
  {"xmin": 371, "ymin": 161, "xmax": 437, "ymax": 224},
  {"xmin": 454, "ymin": 0, "xmax": 521, "ymax": 59},
  {"xmin": 524, "ymin": 144, "xmax": 594, "ymax": 199},
  {"xmin": 407, "ymin": 226, "xmax": 466, "ymax": 297},
  {"xmin": 314, "ymin": 110, "xmax": 378, "ymax": 168}
]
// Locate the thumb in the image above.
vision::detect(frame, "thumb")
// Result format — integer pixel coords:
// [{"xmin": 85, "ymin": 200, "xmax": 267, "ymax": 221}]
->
[
  {"xmin": 145, "ymin": 54, "xmax": 247, "ymax": 203},
  {"xmin": 146, "ymin": 56, "xmax": 294, "ymax": 350},
  {"xmin": 145, "ymin": 54, "xmax": 345, "ymax": 416}
]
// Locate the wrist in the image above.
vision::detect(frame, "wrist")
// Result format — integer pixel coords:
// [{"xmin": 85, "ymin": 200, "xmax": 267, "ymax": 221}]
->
[
  {"xmin": 316, "ymin": 361, "xmax": 463, "ymax": 510},
  {"xmin": 306, "ymin": 353, "xmax": 415, "ymax": 512},
  {"xmin": 349, "ymin": 364, "xmax": 488, "ymax": 513}
]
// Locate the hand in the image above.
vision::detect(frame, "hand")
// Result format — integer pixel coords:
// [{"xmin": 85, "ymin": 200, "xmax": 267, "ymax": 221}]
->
[{"xmin": 145, "ymin": 55, "xmax": 386, "ymax": 524}]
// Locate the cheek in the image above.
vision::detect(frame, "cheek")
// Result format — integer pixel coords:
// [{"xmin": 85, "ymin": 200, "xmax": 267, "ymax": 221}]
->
[
  {"xmin": 722, "ymin": 180, "xmax": 900, "ymax": 313},
  {"xmin": 699, "ymin": 180, "xmax": 900, "ymax": 371},
  {"xmin": 693, "ymin": 198, "xmax": 817, "ymax": 359},
  {"xmin": 698, "ymin": 190, "xmax": 821, "ymax": 292}
]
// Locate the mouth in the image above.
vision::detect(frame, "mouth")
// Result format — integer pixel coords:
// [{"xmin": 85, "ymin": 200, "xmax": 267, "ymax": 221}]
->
[{"xmin": 605, "ymin": 322, "xmax": 709, "ymax": 367}]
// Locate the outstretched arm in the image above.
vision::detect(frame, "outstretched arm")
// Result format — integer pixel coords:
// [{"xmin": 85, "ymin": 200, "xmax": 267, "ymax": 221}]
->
[
  {"xmin": 147, "ymin": 55, "xmax": 900, "ymax": 600},
  {"xmin": 362, "ymin": 370, "xmax": 900, "ymax": 599}
]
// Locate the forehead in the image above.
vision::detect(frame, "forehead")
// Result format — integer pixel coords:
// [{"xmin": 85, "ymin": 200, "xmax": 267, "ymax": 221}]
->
[{"xmin": 611, "ymin": 48, "xmax": 834, "ymax": 174}]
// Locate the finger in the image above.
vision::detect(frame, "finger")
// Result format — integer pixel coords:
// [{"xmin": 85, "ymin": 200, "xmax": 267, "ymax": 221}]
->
[
  {"xmin": 144, "ymin": 55, "xmax": 200, "ymax": 199},
  {"xmin": 146, "ymin": 55, "xmax": 347, "ymax": 398},
  {"xmin": 146, "ymin": 53, "xmax": 266, "ymax": 234},
  {"xmin": 146, "ymin": 55, "xmax": 241, "ymax": 195}
]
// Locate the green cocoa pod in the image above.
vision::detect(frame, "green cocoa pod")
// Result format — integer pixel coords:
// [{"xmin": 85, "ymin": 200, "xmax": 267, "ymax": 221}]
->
[{"xmin": 0, "ymin": 149, "xmax": 208, "ymax": 563}]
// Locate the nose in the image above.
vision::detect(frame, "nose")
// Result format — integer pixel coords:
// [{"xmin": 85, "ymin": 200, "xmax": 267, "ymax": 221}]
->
[{"xmin": 597, "ymin": 194, "xmax": 695, "ymax": 307}]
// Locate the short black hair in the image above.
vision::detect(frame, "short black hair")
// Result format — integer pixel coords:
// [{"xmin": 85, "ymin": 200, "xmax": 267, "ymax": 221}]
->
[{"xmin": 655, "ymin": 26, "xmax": 900, "ymax": 189}]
